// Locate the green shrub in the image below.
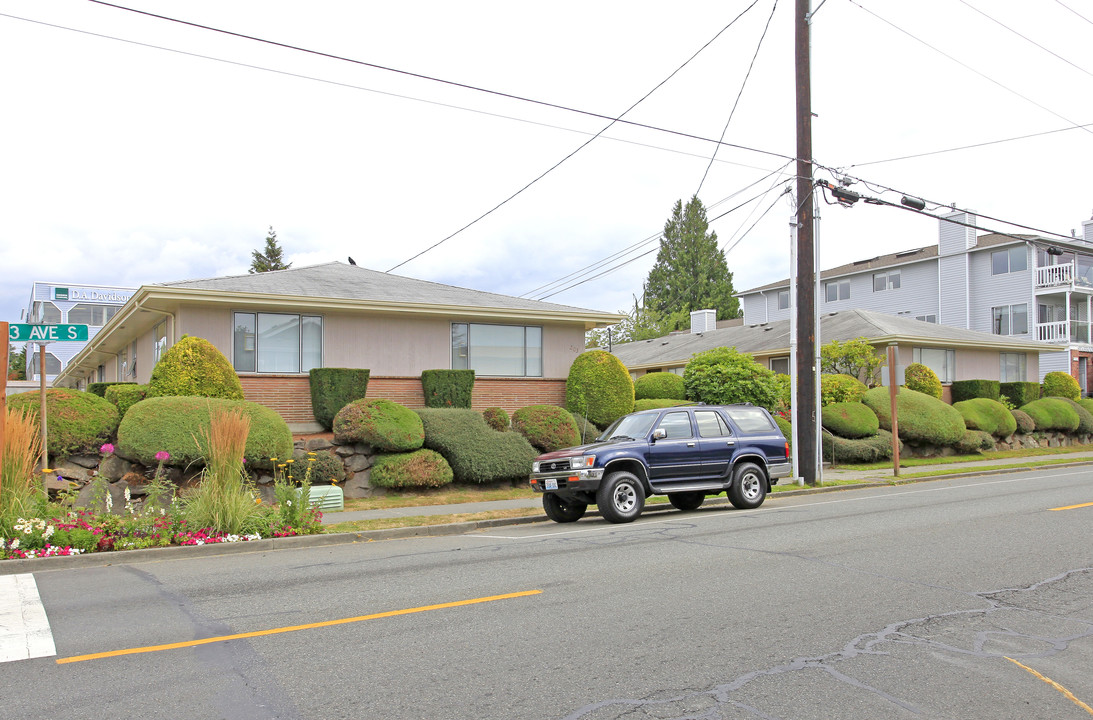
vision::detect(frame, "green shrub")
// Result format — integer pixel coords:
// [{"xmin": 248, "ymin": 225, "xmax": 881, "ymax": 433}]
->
[
  {"xmin": 421, "ymin": 369, "xmax": 475, "ymax": 409},
  {"xmin": 1042, "ymin": 371, "xmax": 1081, "ymax": 401},
  {"xmin": 952, "ymin": 398, "xmax": 1018, "ymax": 438},
  {"xmin": 950, "ymin": 379, "xmax": 1001, "ymax": 403},
  {"xmin": 309, "ymin": 368, "xmax": 369, "ymax": 430},
  {"xmin": 773, "ymin": 372, "xmax": 791, "ymax": 415},
  {"xmin": 1019, "ymin": 398, "xmax": 1080, "ymax": 432},
  {"xmin": 416, "ymin": 409, "xmax": 537, "ymax": 484},
  {"xmin": 147, "ymin": 336, "xmax": 244, "ymax": 400},
  {"xmin": 371, "ymin": 449, "xmax": 454, "ymax": 489},
  {"xmin": 512, "ymin": 405, "xmax": 580, "ymax": 452},
  {"xmin": 633, "ymin": 372, "xmax": 686, "ymax": 401},
  {"xmin": 1080, "ymin": 398, "xmax": 1093, "ymax": 415},
  {"xmin": 333, "ymin": 399, "xmax": 424, "ymax": 452},
  {"xmin": 570, "ymin": 412, "xmax": 601, "ymax": 444},
  {"xmin": 955, "ymin": 429, "xmax": 995, "ymax": 454},
  {"xmin": 300, "ymin": 449, "xmax": 346, "ymax": 485},
  {"xmin": 821, "ymin": 402, "xmax": 879, "ymax": 439},
  {"xmin": 862, "ymin": 386, "xmax": 965, "ymax": 446},
  {"xmin": 904, "ymin": 363, "xmax": 942, "ymax": 399},
  {"xmin": 1056, "ymin": 398, "xmax": 1093, "ymax": 434},
  {"xmin": 823, "ymin": 429, "xmax": 896, "ymax": 463},
  {"xmin": 565, "ymin": 350, "xmax": 634, "ymax": 427},
  {"xmin": 87, "ymin": 381, "xmax": 136, "ymax": 398},
  {"xmin": 820, "ymin": 374, "xmax": 867, "ymax": 406},
  {"xmin": 775, "ymin": 416, "xmax": 792, "ymax": 453},
  {"xmin": 115, "ymin": 396, "xmax": 292, "ymax": 470},
  {"xmin": 633, "ymin": 398, "xmax": 693, "ymax": 411},
  {"xmin": 1001, "ymin": 381, "xmax": 1040, "ymax": 408},
  {"xmin": 8, "ymin": 389, "xmax": 119, "ymax": 459},
  {"xmin": 482, "ymin": 407, "xmax": 509, "ymax": 432},
  {"xmin": 683, "ymin": 347, "xmax": 780, "ymax": 410},
  {"xmin": 1011, "ymin": 408, "xmax": 1035, "ymax": 434},
  {"xmin": 104, "ymin": 383, "xmax": 148, "ymax": 419}
]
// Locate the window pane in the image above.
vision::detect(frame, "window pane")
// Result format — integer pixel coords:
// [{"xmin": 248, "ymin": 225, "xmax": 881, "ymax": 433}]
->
[
  {"xmin": 233, "ymin": 313, "xmax": 256, "ymax": 372},
  {"xmin": 1009, "ymin": 246, "xmax": 1027, "ymax": 272},
  {"xmin": 890, "ymin": 271, "xmax": 900, "ymax": 289},
  {"xmin": 992, "ymin": 307, "xmax": 1008, "ymax": 335},
  {"xmin": 469, "ymin": 324, "xmax": 524, "ymax": 376},
  {"xmin": 777, "ymin": 290, "xmax": 789, "ymax": 310},
  {"xmin": 302, "ymin": 316, "xmax": 323, "ymax": 372},
  {"xmin": 1012, "ymin": 304, "xmax": 1028, "ymax": 335},
  {"xmin": 258, "ymin": 313, "xmax": 300, "ymax": 373},
  {"xmin": 992, "ymin": 251, "xmax": 1008, "ymax": 275},
  {"xmin": 30, "ymin": 351, "xmax": 62, "ymax": 376},
  {"xmin": 770, "ymin": 357, "xmax": 790, "ymax": 374},
  {"xmin": 525, "ymin": 326, "xmax": 542, "ymax": 377},
  {"xmin": 153, "ymin": 321, "xmax": 168, "ymax": 364},
  {"xmin": 874, "ymin": 274, "xmax": 886, "ymax": 292},
  {"xmin": 657, "ymin": 412, "xmax": 693, "ymax": 439},
  {"xmin": 451, "ymin": 324, "xmax": 468, "ymax": 370},
  {"xmin": 839, "ymin": 281, "xmax": 850, "ymax": 300},
  {"xmin": 695, "ymin": 411, "xmax": 725, "ymax": 438},
  {"xmin": 826, "ymin": 283, "xmax": 838, "ymax": 302},
  {"xmin": 725, "ymin": 406, "xmax": 775, "ymax": 432}
]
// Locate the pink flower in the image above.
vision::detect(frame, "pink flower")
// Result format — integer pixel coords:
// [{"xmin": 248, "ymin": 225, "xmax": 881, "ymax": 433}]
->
[
  {"xmin": 155, "ymin": 451, "xmax": 170, "ymax": 462},
  {"xmin": 100, "ymin": 443, "xmax": 115, "ymax": 455}
]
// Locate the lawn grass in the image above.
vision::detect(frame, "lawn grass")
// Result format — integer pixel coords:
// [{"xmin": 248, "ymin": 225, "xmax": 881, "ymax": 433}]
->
[
  {"xmin": 342, "ymin": 485, "xmax": 536, "ymax": 512},
  {"xmin": 324, "ymin": 507, "xmax": 542, "ymax": 533}
]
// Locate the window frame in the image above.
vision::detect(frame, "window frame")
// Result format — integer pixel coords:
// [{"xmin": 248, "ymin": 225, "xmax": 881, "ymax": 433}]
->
[
  {"xmin": 232, "ymin": 311, "xmax": 323, "ymax": 374},
  {"xmin": 769, "ymin": 356, "xmax": 790, "ymax": 375},
  {"xmin": 912, "ymin": 347, "xmax": 956, "ymax": 384},
  {"xmin": 991, "ymin": 246, "xmax": 1028, "ymax": 275},
  {"xmin": 776, "ymin": 289, "xmax": 789, "ymax": 310},
  {"xmin": 450, "ymin": 322, "xmax": 543, "ymax": 377},
  {"xmin": 991, "ymin": 304, "xmax": 1028, "ymax": 336},
  {"xmin": 825, "ymin": 280, "xmax": 850, "ymax": 303},
  {"xmin": 999, "ymin": 352, "xmax": 1027, "ymax": 383},
  {"xmin": 873, "ymin": 270, "xmax": 901, "ymax": 292}
]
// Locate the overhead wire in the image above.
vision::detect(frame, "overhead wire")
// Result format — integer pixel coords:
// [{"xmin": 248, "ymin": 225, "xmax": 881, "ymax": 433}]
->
[
  {"xmin": 1053, "ymin": 0, "xmax": 1093, "ymax": 27},
  {"xmin": 954, "ymin": 0, "xmax": 1093, "ymax": 79}
]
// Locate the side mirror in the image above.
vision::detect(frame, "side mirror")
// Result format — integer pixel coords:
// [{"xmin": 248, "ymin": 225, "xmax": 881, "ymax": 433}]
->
[{"xmin": 652, "ymin": 428, "xmax": 667, "ymax": 441}]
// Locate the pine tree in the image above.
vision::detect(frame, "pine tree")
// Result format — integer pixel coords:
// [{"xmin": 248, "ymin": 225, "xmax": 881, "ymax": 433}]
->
[
  {"xmin": 249, "ymin": 226, "xmax": 292, "ymax": 273},
  {"xmin": 643, "ymin": 195, "xmax": 738, "ymax": 329}
]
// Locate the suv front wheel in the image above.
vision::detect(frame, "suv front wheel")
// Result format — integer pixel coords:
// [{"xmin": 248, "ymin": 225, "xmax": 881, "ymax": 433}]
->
[
  {"xmin": 597, "ymin": 471, "xmax": 645, "ymax": 523},
  {"xmin": 543, "ymin": 494, "xmax": 587, "ymax": 523}
]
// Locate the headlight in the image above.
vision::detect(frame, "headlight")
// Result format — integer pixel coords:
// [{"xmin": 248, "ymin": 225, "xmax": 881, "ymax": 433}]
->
[
  {"xmin": 532, "ymin": 461, "xmax": 540, "ymax": 473},
  {"xmin": 570, "ymin": 455, "xmax": 595, "ymax": 469}
]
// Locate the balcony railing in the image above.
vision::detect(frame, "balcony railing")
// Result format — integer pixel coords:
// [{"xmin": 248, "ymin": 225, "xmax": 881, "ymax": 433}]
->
[
  {"xmin": 1036, "ymin": 320, "xmax": 1091, "ymax": 344},
  {"xmin": 1036, "ymin": 262, "xmax": 1093, "ymax": 289}
]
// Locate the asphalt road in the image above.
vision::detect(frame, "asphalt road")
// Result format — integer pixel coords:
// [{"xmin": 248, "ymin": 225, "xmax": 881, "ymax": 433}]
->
[{"xmin": 3, "ymin": 466, "xmax": 1092, "ymax": 720}]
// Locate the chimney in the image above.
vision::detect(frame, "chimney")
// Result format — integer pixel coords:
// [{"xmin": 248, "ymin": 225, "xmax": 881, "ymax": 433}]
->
[
  {"xmin": 938, "ymin": 209, "xmax": 977, "ymax": 255},
  {"xmin": 1083, "ymin": 213, "xmax": 1093, "ymax": 245},
  {"xmin": 690, "ymin": 309, "xmax": 716, "ymax": 334}
]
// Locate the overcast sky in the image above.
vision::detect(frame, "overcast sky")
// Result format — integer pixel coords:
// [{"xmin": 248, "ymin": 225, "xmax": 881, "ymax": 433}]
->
[{"xmin": 2, "ymin": 0, "xmax": 1091, "ymax": 330}]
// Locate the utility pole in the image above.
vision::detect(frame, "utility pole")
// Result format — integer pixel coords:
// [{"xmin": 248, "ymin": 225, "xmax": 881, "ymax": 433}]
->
[{"xmin": 795, "ymin": 0, "xmax": 818, "ymax": 485}]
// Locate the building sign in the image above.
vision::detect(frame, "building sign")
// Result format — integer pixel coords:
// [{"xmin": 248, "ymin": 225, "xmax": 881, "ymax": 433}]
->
[
  {"xmin": 54, "ymin": 287, "xmax": 69, "ymax": 300},
  {"xmin": 52, "ymin": 286, "xmax": 134, "ymax": 303}
]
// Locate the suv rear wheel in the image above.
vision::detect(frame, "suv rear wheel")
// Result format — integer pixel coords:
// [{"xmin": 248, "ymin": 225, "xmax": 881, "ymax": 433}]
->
[
  {"xmin": 597, "ymin": 471, "xmax": 645, "ymax": 523},
  {"xmin": 543, "ymin": 494, "xmax": 587, "ymax": 523},
  {"xmin": 728, "ymin": 462, "xmax": 767, "ymax": 509}
]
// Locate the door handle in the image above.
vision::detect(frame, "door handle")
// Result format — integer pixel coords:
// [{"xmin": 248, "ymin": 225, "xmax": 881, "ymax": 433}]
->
[
  {"xmin": 687, "ymin": 442, "xmax": 695, "ymax": 447},
  {"xmin": 726, "ymin": 440, "xmax": 735, "ymax": 446}
]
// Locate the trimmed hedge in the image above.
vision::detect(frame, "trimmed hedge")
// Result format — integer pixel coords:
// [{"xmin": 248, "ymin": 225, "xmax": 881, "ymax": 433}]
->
[
  {"xmin": 566, "ymin": 350, "xmax": 634, "ymax": 427},
  {"xmin": 309, "ymin": 368, "xmax": 370, "ymax": 430},
  {"xmin": 683, "ymin": 347, "xmax": 780, "ymax": 410},
  {"xmin": 115, "ymin": 396, "xmax": 291, "ymax": 470},
  {"xmin": 296, "ymin": 449, "xmax": 346, "ymax": 485},
  {"xmin": 955, "ymin": 429, "xmax": 995, "ymax": 454},
  {"xmin": 512, "ymin": 405, "xmax": 580, "ymax": 452},
  {"xmin": 371, "ymin": 450, "xmax": 454, "ymax": 489},
  {"xmin": 950, "ymin": 379, "xmax": 1001, "ymax": 403},
  {"xmin": 1001, "ymin": 381, "xmax": 1040, "ymax": 408},
  {"xmin": 1080, "ymin": 398, "xmax": 1093, "ymax": 416},
  {"xmin": 570, "ymin": 412, "xmax": 601, "ymax": 444},
  {"xmin": 147, "ymin": 336, "xmax": 244, "ymax": 400},
  {"xmin": 1042, "ymin": 371, "xmax": 1081, "ymax": 401},
  {"xmin": 416, "ymin": 409, "xmax": 537, "ymax": 484},
  {"xmin": 333, "ymin": 399, "xmax": 424, "ymax": 452},
  {"xmin": 1057, "ymin": 398, "xmax": 1093, "ymax": 434},
  {"xmin": 823, "ymin": 429, "xmax": 896, "ymax": 463},
  {"xmin": 1019, "ymin": 398, "xmax": 1080, "ymax": 432},
  {"xmin": 634, "ymin": 398, "xmax": 693, "ymax": 411},
  {"xmin": 820, "ymin": 374, "xmax": 868, "ymax": 407},
  {"xmin": 904, "ymin": 363, "xmax": 942, "ymax": 399},
  {"xmin": 862, "ymin": 386, "xmax": 965, "ymax": 446},
  {"xmin": 482, "ymin": 407, "xmax": 509, "ymax": 432},
  {"xmin": 952, "ymin": 398, "xmax": 1017, "ymax": 438},
  {"xmin": 104, "ymin": 383, "xmax": 148, "ymax": 419},
  {"xmin": 821, "ymin": 402, "xmax": 879, "ymax": 439},
  {"xmin": 87, "ymin": 381, "xmax": 136, "ymax": 398},
  {"xmin": 421, "ymin": 369, "xmax": 475, "ymax": 409},
  {"xmin": 633, "ymin": 372, "xmax": 686, "ymax": 401},
  {"xmin": 8, "ymin": 389, "xmax": 119, "ymax": 458},
  {"xmin": 1011, "ymin": 408, "xmax": 1035, "ymax": 434}
]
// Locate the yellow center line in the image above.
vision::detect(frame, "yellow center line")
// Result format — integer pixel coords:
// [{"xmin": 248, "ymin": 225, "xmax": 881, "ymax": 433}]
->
[
  {"xmin": 1005, "ymin": 656, "xmax": 1093, "ymax": 715},
  {"xmin": 57, "ymin": 589, "xmax": 541, "ymax": 665},
  {"xmin": 1050, "ymin": 502, "xmax": 1093, "ymax": 511}
]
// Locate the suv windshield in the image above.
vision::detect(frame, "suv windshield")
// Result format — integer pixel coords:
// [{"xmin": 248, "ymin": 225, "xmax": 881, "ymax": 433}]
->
[{"xmin": 598, "ymin": 412, "xmax": 658, "ymax": 441}]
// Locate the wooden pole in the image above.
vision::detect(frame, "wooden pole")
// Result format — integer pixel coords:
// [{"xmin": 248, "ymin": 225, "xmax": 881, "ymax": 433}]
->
[
  {"xmin": 38, "ymin": 342, "xmax": 48, "ymax": 471},
  {"xmin": 888, "ymin": 344, "xmax": 900, "ymax": 477}
]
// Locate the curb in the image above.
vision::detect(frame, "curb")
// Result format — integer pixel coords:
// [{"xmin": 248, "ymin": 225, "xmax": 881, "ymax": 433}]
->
[{"xmin": 5, "ymin": 460, "xmax": 1091, "ymax": 575}]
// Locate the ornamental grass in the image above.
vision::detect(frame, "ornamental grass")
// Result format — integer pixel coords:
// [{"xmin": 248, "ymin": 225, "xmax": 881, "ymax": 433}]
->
[
  {"xmin": 186, "ymin": 407, "xmax": 264, "ymax": 535},
  {"xmin": 1, "ymin": 407, "xmax": 46, "ymax": 537}
]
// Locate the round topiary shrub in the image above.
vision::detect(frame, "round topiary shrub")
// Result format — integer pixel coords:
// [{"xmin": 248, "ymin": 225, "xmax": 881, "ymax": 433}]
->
[
  {"xmin": 904, "ymin": 363, "xmax": 942, "ymax": 399},
  {"xmin": 862, "ymin": 386, "xmax": 965, "ymax": 447},
  {"xmin": 1079, "ymin": 398, "xmax": 1093, "ymax": 416},
  {"xmin": 1042, "ymin": 371, "xmax": 1081, "ymax": 401},
  {"xmin": 1011, "ymin": 408, "xmax": 1035, "ymax": 434},
  {"xmin": 566, "ymin": 350, "xmax": 634, "ymax": 428},
  {"xmin": 147, "ymin": 335, "xmax": 244, "ymax": 400},
  {"xmin": 511, "ymin": 405, "xmax": 580, "ymax": 452},
  {"xmin": 297, "ymin": 449, "xmax": 346, "ymax": 485},
  {"xmin": 683, "ymin": 347, "xmax": 780, "ymax": 410},
  {"xmin": 333, "ymin": 399, "xmax": 425, "ymax": 452},
  {"xmin": 570, "ymin": 412, "xmax": 601, "ymax": 444},
  {"xmin": 8, "ymin": 389, "xmax": 119, "ymax": 458},
  {"xmin": 371, "ymin": 449, "xmax": 453, "ymax": 489},
  {"xmin": 820, "ymin": 374, "xmax": 868, "ymax": 406},
  {"xmin": 1056, "ymin": 398, "xmax": 1093, "ymax": 434},
  {"xmin": 633, "ymin": 398, "xmax": 692, "ymax": 411},
  {"xmin": 955, "ymin": 429, "xmax": 995, "ymax": 454},
  {"xmin": 481, "ymin": 407, "xmax": 509, "ymax": 432},
  {"xmin": 823, "ymin": 429, "xmax": 896, "ymax": 463},
  {"xmin": 821, "ymin": 402, "xmax": 879, "ymax": 439},
  {"xmin": 1019, "ymin": 398, "xmax": 1080, "ymax": 432},
  {"xmin": 115, "ymin": 396, "xmax": 292, "ymax": 470},
  {"xmin": 633, "ymin": 372, "xmax": 686, "ymax": 401},
  {"xmin": 952, "ymin": 398, "xmax": 1018, "ymax": 438}
]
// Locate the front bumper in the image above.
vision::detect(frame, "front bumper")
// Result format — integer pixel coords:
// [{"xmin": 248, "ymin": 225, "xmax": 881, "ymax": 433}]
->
[{"xmin": 529, "ymin": 467, "xmax": 604, "ymax": 493}]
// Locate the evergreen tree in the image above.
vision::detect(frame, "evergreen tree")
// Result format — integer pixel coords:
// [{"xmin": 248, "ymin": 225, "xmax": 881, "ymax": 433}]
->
[
  {"xmin": 249, "ymin": 226, "xmax": 292, "ymax": 273},
  {"xmin": 8, "ymin": 346, "xmax": 26, "ymax": 380},
  {"xmin": 643, "ymin": 195, "xmax": 738, "ymax": 330}
]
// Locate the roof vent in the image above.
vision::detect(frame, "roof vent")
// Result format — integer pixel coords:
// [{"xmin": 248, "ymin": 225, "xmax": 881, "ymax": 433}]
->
[{"xmin": 895, "ymin": 249, "xmax": 919, "ymax": 257}]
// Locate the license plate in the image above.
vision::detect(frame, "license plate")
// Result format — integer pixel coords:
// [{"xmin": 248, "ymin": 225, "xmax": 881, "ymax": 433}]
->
[{"xmin": 545, "ymin": 479, "xmax": 558, "ymax": 490}]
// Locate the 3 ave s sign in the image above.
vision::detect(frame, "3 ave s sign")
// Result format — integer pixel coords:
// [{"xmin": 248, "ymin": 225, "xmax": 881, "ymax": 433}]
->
[{"xmin": 8, "ymin": 324, "xmax": 89, "ymax": 342}]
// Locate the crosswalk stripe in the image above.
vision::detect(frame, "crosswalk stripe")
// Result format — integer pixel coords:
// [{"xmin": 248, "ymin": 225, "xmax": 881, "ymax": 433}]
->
[{"xmin": 0, "ymin": 573, "xmax": 56, "ymax": 663}]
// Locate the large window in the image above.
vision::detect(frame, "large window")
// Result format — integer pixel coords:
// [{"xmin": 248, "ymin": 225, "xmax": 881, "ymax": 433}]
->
[
  {"xmin": 992, "ymin": 304, "xmax": 1028, "ymax": 335},
  {"xmin": 873, "ymin": 270, "xmax": 900, "ymax": 292},
  {"xmin": 32, "ymin": 301, "xmax": 61, "ymax": 324},
  {"xmin": 825, "ymin": 280, "xmax": 850, "ymax": 303},
  {"xmin": 913, "ymin": 347, "xmax": 955, "ymax": 383},
  {"xmin": 451, "ymin": 323, "xmax": 542, "ymax": 377},
  {"xmin": 29, "ymin": 350, "xmax": 61, "ymax": 377},
  {"xmin": 232, "ymin": 312, "xmax": 322, "ymax": 373},
  {"xmin": 991, "ymin": 246, "xmax": 1027, "ymax": 275},
  {"xmin": 67, "ymin": 303, "xmax": 119, "ymax": 326},
  {"xmin": 1000, "ymin": 353, "xmax": 1027, "ymax": 383}
]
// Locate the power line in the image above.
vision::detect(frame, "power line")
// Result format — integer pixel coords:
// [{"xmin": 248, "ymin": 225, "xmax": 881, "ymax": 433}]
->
[
  {"xmin": 955, "ymin": 0, "xmax": 1093, "ymax": 79},
  {"xmin": 1053, "ymin": 0, "xmax": 1093, "ymax": 26}
]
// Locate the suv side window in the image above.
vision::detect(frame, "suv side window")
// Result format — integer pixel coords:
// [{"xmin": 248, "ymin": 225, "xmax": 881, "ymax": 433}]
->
[
  {"xmin": 695, "ymin": 411, "xmax": 731, "ymax": 438},
  {"xmin": 723, "ymin": 406, "xmax": 776, "ymax": 432},
  {"xmin": 656, "ymin": 412, "xmax": 693, "ymax": 440}
]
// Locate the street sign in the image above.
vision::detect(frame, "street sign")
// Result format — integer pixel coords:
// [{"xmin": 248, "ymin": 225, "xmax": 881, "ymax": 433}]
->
[{"xmin": 8, "ymin": 324, "xmax": 89, "ymax": 342}]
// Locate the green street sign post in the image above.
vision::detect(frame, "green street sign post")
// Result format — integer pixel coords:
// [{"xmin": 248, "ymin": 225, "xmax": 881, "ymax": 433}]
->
[{"xmin": 8, "ymin": 323, "xmax": 89, "ymax": 342}]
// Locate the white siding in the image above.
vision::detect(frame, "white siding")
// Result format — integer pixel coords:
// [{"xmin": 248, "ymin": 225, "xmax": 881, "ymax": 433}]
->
[
  {"xmin": 938, "ymin": 254, "xmax": 969, "ymax": 329},
  {"xmin": 968, "ymin": 244, "xmax": 1032, "ymax": 337},
  {"xmin": 1038, "ymin": 350, "xmax": 1069, "ymax": 381}
]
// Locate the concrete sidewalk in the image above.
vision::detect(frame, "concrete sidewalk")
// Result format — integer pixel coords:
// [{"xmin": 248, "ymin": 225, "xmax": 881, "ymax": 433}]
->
[{"xmin": 320, "ymin": 450, "xmax": 1093, "ymax": 525}]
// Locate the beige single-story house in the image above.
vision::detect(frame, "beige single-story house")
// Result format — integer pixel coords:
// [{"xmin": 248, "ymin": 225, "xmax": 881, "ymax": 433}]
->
[
  {"xmin": 54, "ymin": 262, "xmax": 624, "ymax": 431},
  {"xmin": 609, "ymin": 308, "xmax": 1064, "ymax": 402}
]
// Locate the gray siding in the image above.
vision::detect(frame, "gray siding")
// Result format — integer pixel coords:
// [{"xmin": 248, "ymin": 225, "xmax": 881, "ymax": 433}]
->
[
  {"xmin": 1039, "ymin": 349, "xmax": 1069, "ymax": 381},
  {"xmin": 968, "ymin": 244, "xmax": 1033, "ymax": 337}
]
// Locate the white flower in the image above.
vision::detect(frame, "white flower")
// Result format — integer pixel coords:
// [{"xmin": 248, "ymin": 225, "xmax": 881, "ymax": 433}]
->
[
  {"xmin": 286, "ymin": 500, "xmax": 292, "ymax": 507},
  {"xmin": 124, "ymin": 487, "xmax": 131, "ymax": 502},
  {"xmin": 105, "ymin": 493, "xmax": 113, "ymax": 511},
  {"xmin": 43, "ymin": 525, "xmax": 55, "ymax": 539},
  {"xmin": 10, "ymin": 539, "xmax": 20, "ymax": 550}
]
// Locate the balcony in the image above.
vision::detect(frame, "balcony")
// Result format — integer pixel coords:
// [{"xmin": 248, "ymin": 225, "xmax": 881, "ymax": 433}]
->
[
  {"xmin": 1036, "ymin": 262, "xmax": 1093, "ymax": 291},
  {"xmin": 1036, "ymin": 320, "xmax": 1091, "ymax": 344}
]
